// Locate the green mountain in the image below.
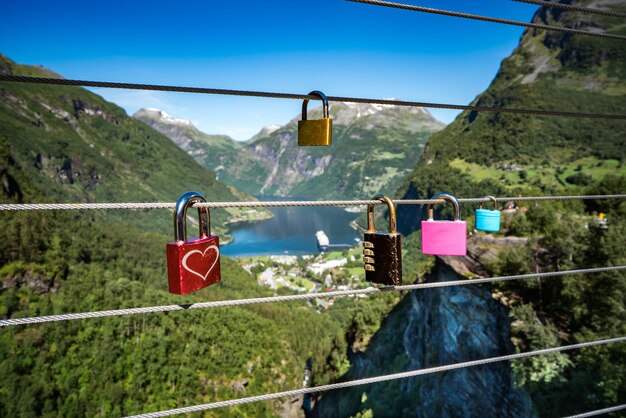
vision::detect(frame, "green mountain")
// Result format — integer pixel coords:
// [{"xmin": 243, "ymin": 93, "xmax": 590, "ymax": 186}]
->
[
  {"xmin": 0, "ymin": 56, "xmax": 371, "ymax": 417},
  {"xmin": 0, "ymin": 54, "xmax": 266, "ymax": 236},
  {"xmin": 319, "ymin": 2, "xmax": 626, "ymax": 417},
  {"xmin": 134, "ymin": 102, "xmax": 445, "ymax": 199},
  {"xmin": 395, "ymin": 0, "xmax": 626, "ymax": 234},
  {"xmin": 133, "ymin": 108, "xmax": 270, "ymax": 196},
  {"xmin": 0, "ymin": 212, "xmax": 358, "ymax": 417}
]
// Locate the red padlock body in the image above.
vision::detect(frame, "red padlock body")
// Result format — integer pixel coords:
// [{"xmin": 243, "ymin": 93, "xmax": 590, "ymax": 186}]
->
[
  {"xmin": 166, "ymin": 235, "xmax": 221, "ymax": 295},
  {"xmin": 421, "ymin": 220, "xmax": 467, "ymax": 256}
]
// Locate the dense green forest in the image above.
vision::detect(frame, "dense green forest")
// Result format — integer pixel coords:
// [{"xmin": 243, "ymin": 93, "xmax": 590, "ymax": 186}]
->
[
  {"xmin": 384, "ymin": 1, "xmax": 626, "ymax": 415},
  {"xmin": 0, "ymin": 54, "xmax": 402, "ymax": 416},
  {"xmin": 487, "ymin": 176, "xmax": 626, "ymax": 416},
  {"xmin": 0, "ymin": 206, "xmax": 406, "ymax": 417}
]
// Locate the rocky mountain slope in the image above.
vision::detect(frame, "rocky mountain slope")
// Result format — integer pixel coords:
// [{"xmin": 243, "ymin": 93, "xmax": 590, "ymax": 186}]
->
[
  {"xmin": 314, "ymin": 260, "xmax": 533, "ymax": 418},
  {"xmin": 0, "ymin": 54, "xmax": 266, "ymax": 235},
  {"xmin": 394, "ymin": 0, "xmax": 626, "ymax": 234},
  {"xmin": 134, "ymin": 107, "xmax": 270, "ymax": 198},
  {"xmin": 134, "ymin": 102, "xmax": 445, "ymax": 199}
]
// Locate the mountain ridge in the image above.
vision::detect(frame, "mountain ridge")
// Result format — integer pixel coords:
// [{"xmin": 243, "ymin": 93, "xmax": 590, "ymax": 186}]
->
[
  {"xmin": 393, "ymin": 0, "xmax": 626, "ymax": 235},
  {"xmin": 134, "ymin": 101, "xmax": 446, "ymax": 199},
  {"xmin": 0, "ymin": 54, "xmax": 267, "ymax": 235},
  {"xmin": 326, "ymin": 2, "xmax": 626, "ymax": 417}
]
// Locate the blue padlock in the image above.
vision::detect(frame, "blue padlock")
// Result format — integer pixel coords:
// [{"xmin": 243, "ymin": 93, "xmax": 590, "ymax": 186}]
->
[{"xmin": 475, "ymin": 196, "xmax": 500, "ymax": 232}]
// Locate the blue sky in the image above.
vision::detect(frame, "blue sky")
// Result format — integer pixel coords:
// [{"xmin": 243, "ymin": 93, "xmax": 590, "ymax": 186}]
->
[{"xmin": 1, "ymin": 0, "xmax": 538, "ymax": 140}]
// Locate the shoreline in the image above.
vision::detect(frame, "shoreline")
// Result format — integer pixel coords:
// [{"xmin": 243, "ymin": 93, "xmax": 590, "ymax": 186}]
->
[
  {"xmin": 223, "ymin": 198, "xmax": 361, "ymax": 256},
  {"xmin": 225, "ymin": 210, "xmax": 274, "ymax": 228}
]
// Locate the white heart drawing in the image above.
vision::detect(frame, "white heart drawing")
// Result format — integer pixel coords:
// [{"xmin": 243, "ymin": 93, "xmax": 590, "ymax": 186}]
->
[{"xmin": 181, "ymin": 245, "xmax": 220, "ymax": 282}]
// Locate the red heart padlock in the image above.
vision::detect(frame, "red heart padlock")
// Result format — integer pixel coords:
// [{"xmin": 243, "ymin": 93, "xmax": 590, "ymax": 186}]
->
[{"xmin": 166, "ymin": 191, "xmax": 221, "ymax": 295}]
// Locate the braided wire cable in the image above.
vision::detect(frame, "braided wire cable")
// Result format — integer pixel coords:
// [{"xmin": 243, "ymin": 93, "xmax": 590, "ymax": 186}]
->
[
  {"xmin": 0, "ymin": 194, "xmax": 625, "ymax": 212},
  {"xmin": 1, "ymin": 75, "xmax": 626, "ymax": 120},
  {"xmin": 562, "ymin": 404, "xmax": 626, "ymax": 418},
  {"xmin": 1, "ymin": 265, "xmax": 624, "ymax": 327},
  {"xmin": 347, "ymin": 0, "xmax": 626, "ymax": 41},
  {"xmin": 125, "ymin": 336, "xmax": 626, "ymax": 417},
  {"xmin": 0, "ymin": 202, "xmax": 175, "ymax": 211},
  {"xmin": 512, "ymin": 0, "xmax": 626, "ymax": 19}
]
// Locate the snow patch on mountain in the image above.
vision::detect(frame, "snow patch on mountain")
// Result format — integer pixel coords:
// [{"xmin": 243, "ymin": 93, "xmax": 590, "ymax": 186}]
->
[
  {"xmin": 136, "ymin": 108, "xmax": 193, "ymax": 127},
  {"xmin": 248, "ymin": 124, "xmax": 282, "ymax": 141}
]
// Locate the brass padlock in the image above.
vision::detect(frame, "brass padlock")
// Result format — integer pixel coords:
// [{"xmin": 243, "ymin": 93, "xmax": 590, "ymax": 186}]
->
[
  {"xmin": 363, "ymin": 195, "xmax": 402, "ymax": 286},
  {"xmin": 298, "ymin": 90, "xmax": 332, "ymax": 146}
]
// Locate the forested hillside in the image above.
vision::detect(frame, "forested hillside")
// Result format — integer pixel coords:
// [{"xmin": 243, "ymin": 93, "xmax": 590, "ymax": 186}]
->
[
  {"xmin": 316, "ymin": 176, "xmax": 626, "ymax": 418},
  {"xmin": 0, "ymin": 209, "xmax": 354, "ymax": 417},
  {"xmin": 0, "ymin": 54, "xmax": 263, "ymax": 235},
  {"xmin": 395, "ymin": 0, "xmax": 626, "ymax": 233},
  {"xmin": 322, "ymin": 1, "xmax": 626, "ymax": 416},
  {"xmin": 0, "ymin": 55, "xmax": 401, "ymax": 417}
]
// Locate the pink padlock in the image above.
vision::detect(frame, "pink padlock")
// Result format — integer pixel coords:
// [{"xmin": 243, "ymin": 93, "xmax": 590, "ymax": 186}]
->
[{"xmin": 421, "ymin": 193, "xmax": 467, "ymax": 256}]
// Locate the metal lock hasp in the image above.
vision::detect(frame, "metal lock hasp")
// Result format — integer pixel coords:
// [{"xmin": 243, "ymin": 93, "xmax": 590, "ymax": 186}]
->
[
  {"xmin": 363, "ymin": 195, "xmax": 402, "ymax": 286},
  {"xmin": 475, "ymin": 195, "xmax": 501, "ymax": 232},
  {"xmin": 166, "ymin": 191, "xmax": 221, "ymax": 295},
  {"xmin": 298, "ymin": 90, "xmax": 332, "ymax": 146},
  {"xmin": 421, "ymin": 193, "xmax": 467, "ymax": 256}
]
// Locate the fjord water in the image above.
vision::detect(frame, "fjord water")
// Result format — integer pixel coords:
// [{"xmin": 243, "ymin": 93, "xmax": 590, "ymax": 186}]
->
[{"xmin": 221, "ymin": 198, "xmax": 361, "ymax": 257}]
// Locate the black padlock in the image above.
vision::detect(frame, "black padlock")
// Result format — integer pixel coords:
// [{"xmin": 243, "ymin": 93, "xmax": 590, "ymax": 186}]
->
[{"xmin": 363, "ymin": 195, "xmax": 402, "ymax": 286}]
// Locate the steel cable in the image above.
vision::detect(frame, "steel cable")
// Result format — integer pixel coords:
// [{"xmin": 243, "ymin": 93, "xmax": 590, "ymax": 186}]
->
[
  {"xmin": 562, "ymin": 404, "xmax": 626, "ymax": 418},
  {"xmin": 1, "ymin": 75, "xmax": 626, "ymax": 120},
  {"xmin": 347, "ymin": 0, "xmax": 626, "ymax": 41},
  {"xmin": 512, "ymin": 0, "xmax": 626, "ymax": 19},
  {"xmin": 125, "ymin": 336, "xmax": 626, "ymax": 417},
  {"xmin": 1, "ymin": 265, "xmax": 624, "ymax": 327},
  {"xmin": 0, "ymin": 194, "xmax": 625, "ymax": 212}
]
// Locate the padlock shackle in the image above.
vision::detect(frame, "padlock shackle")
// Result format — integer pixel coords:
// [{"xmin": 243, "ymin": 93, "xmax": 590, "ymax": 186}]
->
[
  {"xmin": 367, "ymin": 194, "xmax": 397, "ymax": 234},
  {"xmin": 427, "ymin": 193, "xmax": 461, "ymax": 221},
  {"xmin": 301, "ymin": 90, "xmax": 329, "ymax": 121},
  {"xmin": 479, "ymin": 195, "xmax": 498, "ymax": 211},
  {"xmin": 174, "ymin": 191, "xmax": 211, "ymax": 242}
]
